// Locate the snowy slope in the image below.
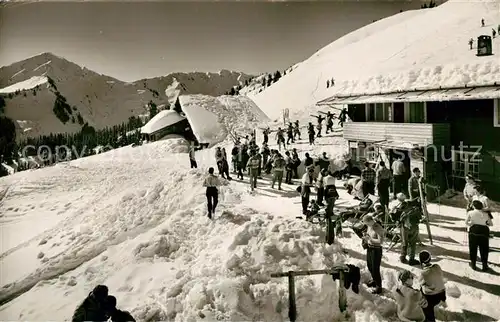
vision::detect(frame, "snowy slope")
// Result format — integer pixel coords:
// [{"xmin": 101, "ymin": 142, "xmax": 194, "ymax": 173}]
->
[
  {"xmin": 0, "ymin": 76, "xmax": 48, "ymax": 94},
  {"xmin": 180, "ymin": 95, "xmax": 270, "ymax": 146},
  {"xmin": 250, "ymin": 0, "xmax": 500, "ymax": 120},
  {"xmin": 0, "ymin": 131, "xmax": 499, "ymax": 322}
]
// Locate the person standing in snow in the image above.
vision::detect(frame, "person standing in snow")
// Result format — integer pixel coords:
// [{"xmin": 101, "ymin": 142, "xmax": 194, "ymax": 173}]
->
[
  {"xmin": 325, "ymin": 111, "xmax": 334, "ymax": 134},
  {"xmin": 262, "ymin": 128, "xmax": 270, "ymax": 144},
  {"xmin": 189, "ymin": 144, "xmax": 197, "ymax": 169},
  {"xmin": 481, "ymin": 18, "xmax": 485, "ymax": 27},
  {"xmin": 276, "ymin": 127, "xmax": 286, "ymax": 151},
  {"xmin": 316, "ymin": 122, "xmax": 323, "ymax": 138},
  {"xmin": 469, "ymin": 38, "xmax": 474, "ymax": 50},
  {"xmin": 271, "ymin": 153, "xmax": 286, "ymax": 190},
  {"xmin": 247, "ymin": 151, "xmax": 260, "ymax": 191},
  {"xmin": 284, "ymin": 151, "xmax": 293, "ymax": 184},
  {"xmin": 72, "ymin": 285, "xmax": 110, "ymax": 322},
  {"xmin": 303, "ymin": 152, "xmax": 314, "ymax": 168},
  {"xmin": 393, "ymin": 270, "xmax": 427, "ymax": 322},
  {"xmin": 291, "ymin": 148, "xmax": 301, "ymax": 179},
  {"xmin": 307, "ymin": 123, "xmax": 315, "ymax": 145},
  {"xmin": 286, "ymin": 123, "xmax": 294, "ymax": 145},
  {"xmin": 293, "ymin": 120, "xmax": 301, "ymax": 140},
  {"xmin": 392, "ymin": 155, "xmax": 406, "ymax": 196},
  {"xmin": 203, "ymin": 167, "xmax": 220, "ymax": 219},
  {"xmin": 361, "ymin": 214, "xmax": 385, "ymax": 294},
  {"xmin": 361, "ymin": 162, "xmax": 376, "ymax": 196},
  {"xmin": 465, "ymin": 200, "xmax": 492, "ymax": 271},
  {"xmin": 493, "ymin": 29, "xmax": 497, "ymax": 38},
  {"xmin": 300, "ymin": 166, "xmax": 315, "ymax": 214},
  {"xmin": 376, "ymin": 161, "xmax": 392, "ymax": 209},
  {"xmin": 407, "ymin": 167, "xmax": 423, "ymax": 201},
  {"xmin": 316, "ymin": 152, "xmax": 330, "ymax": 172},
  {"xmin": 215, "ymin": 147, "xmax": 224, "ymax": 177},
  {"xmin": 316, "ymin": 168, "xmax": 327, "ymax": 206},
  {"xmin": 463, "ymin": 174, "xmax": 477, "ymax": 210},
  {"xmin": 323, "ymin": 171, "xmax": 339, "ymax": 217},
  {"xmin": 417, "ymin": 250, "xmax": 446, "ymax": 322},
  {"xmin": 221, "ymin": 148, "xmax": 232, "ymax": 180},
  {"xmin": 398, "ymin": 194, "xmax": 422, "ymax": 265},
  {"xmin": 231, "ymin": 144, "xmax": 239, "ymax": 174},
  {"xmin": 261, "ymin": 142, "xmax": 270, "ymax": 171},
  {"xmin": 338, "ymin": 108, "xmax": 348, "ymax": 127}
]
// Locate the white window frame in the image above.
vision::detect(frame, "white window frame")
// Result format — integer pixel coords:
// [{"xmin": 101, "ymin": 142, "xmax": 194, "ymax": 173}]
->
[
  {"xmin": 451, "ymin": 150, "xmax": 481, "ymax": 179},
  {"xmin": 494, "ymin": 98, "xmax": 500, "ymax": 127},
  {"xmin": 404, "ymin": 101, "xmax": 427, "ymax": 123},
  {"xmin": 365, "ymin": 103, "xmax": 393, "ymax": 122}
]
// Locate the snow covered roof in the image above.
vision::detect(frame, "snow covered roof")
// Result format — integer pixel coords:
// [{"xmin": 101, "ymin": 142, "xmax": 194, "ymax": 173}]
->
[
  {"xmin": 140, "ymin": 110, "xmax": 186, "ymax": 135},
  {"xmin": 317, "ymin": 85, "xmax": 500, "ymax": 105}
]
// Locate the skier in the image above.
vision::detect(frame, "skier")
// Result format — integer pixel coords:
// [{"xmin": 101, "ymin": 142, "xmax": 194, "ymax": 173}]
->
[
  {"xmin": 276, "ymin": 127, "xmax": 286, "ymax": 150},
  {"xmin": 105, "ymin": 296, "xmax": 136, "ymax": 322},
  {"xmin": 72, "ymin": 285, "xmax": 110, "ymax": 322},
  {"xmin": 417, "ymin": 250, "xmax": 447, "ymax": 322},
  {"xmin": 307, "ymin": 122, "xmax": 315, "ymax": 145},
  {"xmin": 188, "ymin": 144, "xmax": 197, "ymax": 169},
  {"xmin": 271, "ymin": 153, "xmax": 286, "ymax": 190},
  {"xmin": 246, "ymin": 151, "xmax": 260, "ymax": 191},
  {"xmin": 325, "ymin": 111, "xmax": 334, "ymax": 134},
  {"xmin": 361, "ymin": 214, "xmax": 385, "ymax": 294},
  {"xmin": 286, "ymin": 122, "xmax": 294, "ymax": 145},
  {"xmin": 203, "ymin": 167, "xmax": 220, "ymax": 219},
  {"xmin": 326, "ymin": 80, "xmax": 330, "ymax": 88},
  {"xmin": 481, "ymin": 18, "xmax": 485, "ymax": 27},
  {"xmin": 262, "ymin": 127, "xmax": 270, "ymax": 144},
  {"xmin": 293, "ymin": 120, "xmax": 301, "ymax": 140},
  {"xmin": 465, "ymin": 200, "xmax": 492, "ymax": 271},
  {"xmin": 393, "ymin": 270, "xmax": 427, "ymax": 322},
  {"xmin": 468, "ymin": 38, "xmax": 474, "ymax": 50}
]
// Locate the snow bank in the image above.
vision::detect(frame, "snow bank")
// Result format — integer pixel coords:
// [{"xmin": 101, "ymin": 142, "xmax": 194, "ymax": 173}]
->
[
  {"xmin": 250, "ymin": 0, "xmax": 500, "ymax": 120},
  {"xmin": 0, "ymin": 76, "xmax": 48, "ymax": 94},
  {"xmin": 164, "ymin": 77, "xmax": 181, "ymax": 106},
  {"xmin": 180, "ymin": 95, "xmax": 269, "ymax": 146}
]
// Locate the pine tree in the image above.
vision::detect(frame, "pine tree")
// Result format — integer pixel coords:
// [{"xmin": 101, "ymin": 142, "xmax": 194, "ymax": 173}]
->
[
  {"xmin": 148, "ymin": 101, "xmax": 158, "ymax": 120},
  {"xmin": 273, "ymin": 71, "xmax": 282, "ymax": 83},
  {"xmin": 229, "ymin": 87, "xmax": 236, "ymax": 95}
]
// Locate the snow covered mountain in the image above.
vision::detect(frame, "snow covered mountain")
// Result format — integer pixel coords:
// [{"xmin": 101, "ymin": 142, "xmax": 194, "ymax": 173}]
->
[
  {"xmin": 249, "ymin": 0, "xmax": 500, "ymax": 120},
  {"xmin": 0, "ymin": 52, "xmax": 253, "ymax": 139}
]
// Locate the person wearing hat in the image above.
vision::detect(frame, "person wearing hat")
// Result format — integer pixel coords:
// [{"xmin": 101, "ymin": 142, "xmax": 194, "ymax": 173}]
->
[
  {"xmin": 398, "ymin": 193, "xmax": 422, "ymax": 266},
  {"xmin": 361, "ymin": 214, "xmax": 385, "ymax": 294},
  {"xmin": 393, "ymin": 270, "xmax": 427, "ymax": 322},
  {"xmin": 465, "ymin": 199, "xmax": 493, "ymax": 271},
  {"xmin": 417, "ymin": 250, "xmax": 446, "ymax": 322}
]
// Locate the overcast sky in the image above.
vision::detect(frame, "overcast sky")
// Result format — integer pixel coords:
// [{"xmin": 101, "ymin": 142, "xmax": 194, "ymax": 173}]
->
[{"xmin": 0, "ymin": 1, "xmax": 424, "ymax": 82}]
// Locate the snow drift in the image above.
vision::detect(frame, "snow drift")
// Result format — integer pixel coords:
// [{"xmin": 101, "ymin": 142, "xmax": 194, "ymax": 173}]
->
[
  {"xmin": 250, "ymin": 0, "xmax": 500, "ymax": 120},
  {"xmin": 180, "ymin": 94, "xmax": 269, "ymax": 146}
]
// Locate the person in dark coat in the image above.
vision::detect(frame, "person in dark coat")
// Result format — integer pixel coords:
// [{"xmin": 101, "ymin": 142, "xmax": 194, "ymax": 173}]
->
[
  {"xmin": 105, "ymin": 296, "xmax": 136, "ymax": 322},
  {"xmin": 72, "ymin": 285, "xmax": 109, "ymax": 322}
]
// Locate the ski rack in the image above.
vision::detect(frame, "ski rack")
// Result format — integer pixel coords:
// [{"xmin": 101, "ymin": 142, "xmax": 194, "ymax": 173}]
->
[{"xmin": 270, "ymin": 266, "xmax": 349, "ymax": 322}]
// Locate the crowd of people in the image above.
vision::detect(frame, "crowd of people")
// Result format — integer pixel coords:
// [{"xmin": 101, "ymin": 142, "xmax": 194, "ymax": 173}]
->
[{"xmin": 189, "ymin": 119, "xmax": 496, "ymax": 322}]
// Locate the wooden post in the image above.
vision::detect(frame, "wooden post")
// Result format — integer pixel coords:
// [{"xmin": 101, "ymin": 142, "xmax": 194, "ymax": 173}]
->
[
  {"xmin": 271, "ymin": 266, "xmax": 350, "ymax": 320},
  {"xmin": 288, "ymin": 271, "xmax": 297, "ymax": 322},
  {"xmin": 419, "ymin": 177, "xmax": 433, "ymax": 245}
]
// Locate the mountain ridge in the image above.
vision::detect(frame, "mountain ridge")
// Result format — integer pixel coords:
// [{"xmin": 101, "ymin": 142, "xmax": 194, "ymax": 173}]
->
[{"xmin": 0, "ymin": 52, "xmax": 254, "ymax": 139}]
